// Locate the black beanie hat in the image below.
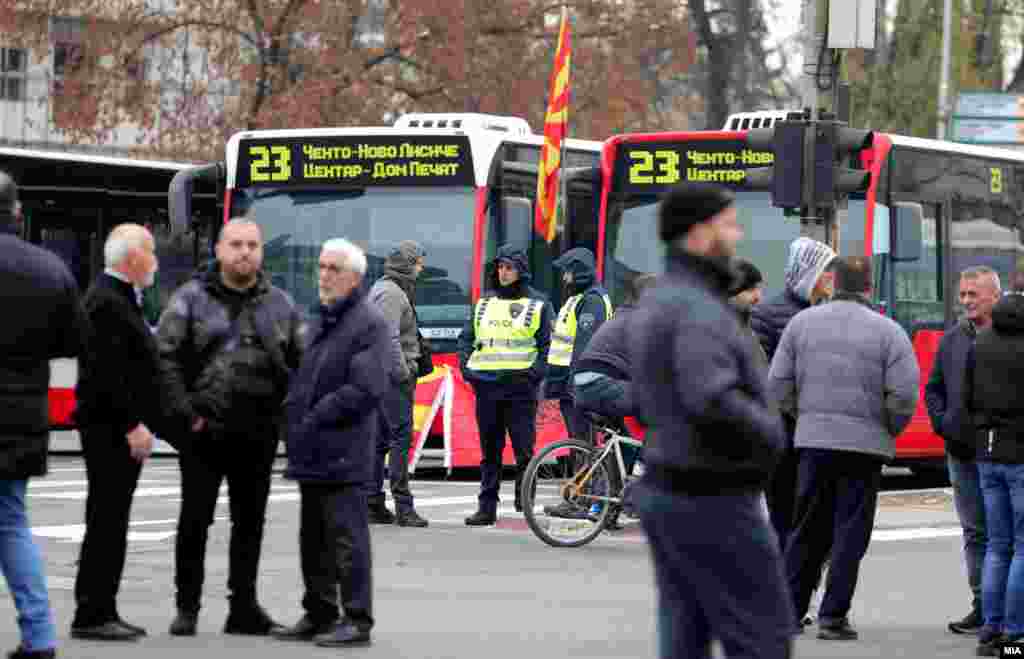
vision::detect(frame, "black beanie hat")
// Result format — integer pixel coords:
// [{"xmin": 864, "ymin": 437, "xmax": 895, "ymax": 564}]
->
[
  {"xmin": 658, "ymin": 183, "xmax": 735, "ymax": 243},
  {"xmin": 728, "ymin": 258, "xmax": 764, "ymax": 296}
]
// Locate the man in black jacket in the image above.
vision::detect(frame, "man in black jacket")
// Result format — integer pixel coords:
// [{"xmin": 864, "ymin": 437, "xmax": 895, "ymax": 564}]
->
[
  {"xmin": 275, "ymin": 238, "xmax": 391, "ymax": 647},
  {"xmin": 630, "ymin": 183, "xmax": 791, "ymax": 659},
  {"xmin": 71, "ymin": 223, "xmax": 162, "ymax": 641},
  {"xmin": 925, "ymin": 265, "xmax": 1001, "ymax": 635},
  {"xmin": 0, "ymin": 172, "xmax": 84, "ymax": 659},
  {"xmin": 457, "ymin": 245, "xmax": 554, "ymax": 525},
  {"xmin": 157, "ymin": 218, "xmax": 305, "ymax": 637}
]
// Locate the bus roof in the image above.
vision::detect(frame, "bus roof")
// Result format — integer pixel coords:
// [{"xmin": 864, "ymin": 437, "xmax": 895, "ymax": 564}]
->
[{"xmin": 0, "ymin": 145, "xmax": 198, "ymax": 172}]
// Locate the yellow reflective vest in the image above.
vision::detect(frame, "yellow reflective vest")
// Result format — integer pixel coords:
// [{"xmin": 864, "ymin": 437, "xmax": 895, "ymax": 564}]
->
[
  {"xmin": 465, "ymin": 296, "xmax": 545, "ymax": 371},
  {"xmin": 548, "ymin": 291, "xmax": 614, "ymax": 367}
]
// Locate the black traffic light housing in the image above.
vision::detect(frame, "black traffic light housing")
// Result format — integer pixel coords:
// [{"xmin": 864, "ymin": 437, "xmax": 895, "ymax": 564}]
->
[
  {"xmin": 814, "ymin": 122, "xmax": 874, "ymax": 207},
  {"xmin": 743, "ymin": 119, "xmax": 806, "ymax": 209}
]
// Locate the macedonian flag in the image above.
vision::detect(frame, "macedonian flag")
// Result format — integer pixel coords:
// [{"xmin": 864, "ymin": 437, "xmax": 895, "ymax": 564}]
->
[{"xmin": 534, "ymin": 7, "xmax": 571, "ymax": 243}]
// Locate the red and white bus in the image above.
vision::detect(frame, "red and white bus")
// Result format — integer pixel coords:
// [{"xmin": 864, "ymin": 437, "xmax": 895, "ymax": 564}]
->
[
  {"xmin": 170, "ymin": 113, "xmax": 603, "ymax": 471},
  {"xmin": 597, "ymin": 118, "xmax": 1024, "ymax": 474},
  {"xmin": 0, "ymin": 145, "xmax": 219, "ymax": 451}
]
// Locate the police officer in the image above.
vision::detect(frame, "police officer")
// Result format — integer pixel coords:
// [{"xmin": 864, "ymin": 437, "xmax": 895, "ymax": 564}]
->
[
  {"xmin": 458, "ymin": 244, "xmax": 554, "ymax": 526},
  {"xmin": 545, "ymin": 247, "xmax": 612, "ymax": 442}
]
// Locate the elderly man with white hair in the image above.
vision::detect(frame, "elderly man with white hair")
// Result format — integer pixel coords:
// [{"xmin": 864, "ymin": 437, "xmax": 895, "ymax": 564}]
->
[
  {"xmin": 72, "ymin": 223, "xmax": 162, "ymax": 641},
  {"xmin": 275, "ymin": 238, "xmax": 392, "ymax": 648}
]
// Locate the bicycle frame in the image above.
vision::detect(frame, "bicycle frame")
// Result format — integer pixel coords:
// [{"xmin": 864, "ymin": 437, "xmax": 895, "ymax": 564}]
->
[{"xmin": 568, "ymin": 426, "xmax": 643, "ymax": 504}]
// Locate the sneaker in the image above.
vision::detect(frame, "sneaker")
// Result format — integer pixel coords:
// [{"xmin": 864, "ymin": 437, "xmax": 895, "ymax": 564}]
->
[
  {"xmin": 950, "ymin": 608, "xmax": 984, "ymax": 635},
  {"xmin": 396, "ymin": 510, "xmax": 429, "ymax": 528},
  {"xmin": 976, "ymin": 629, "xmax": 1005, "ymax": 657}
]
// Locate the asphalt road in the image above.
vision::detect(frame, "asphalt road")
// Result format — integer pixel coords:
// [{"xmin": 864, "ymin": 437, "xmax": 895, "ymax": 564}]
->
[{"xmin": 0, "ymin": 456, "xmax": 975, "ymax": 659}]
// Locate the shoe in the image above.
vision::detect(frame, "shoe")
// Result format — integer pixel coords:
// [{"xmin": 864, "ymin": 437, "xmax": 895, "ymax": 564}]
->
[
  {"xmin": 543, "ymin": 501, "xmax": 588, "ymax": 519},
  {"xmin": 802, "ymin": 615, "xmax": 814, "ymax": 627},
  {"xmin": 368, "ymin": 505, "xmax": 395, "ymax": 525},
  {"xmin": 817, "ymin": 619, "xmax": 858, "ymax": 641},
  {"xmin": 464, "ymin": 510, "xmax": 497, "ymax": 526},
  {"xmin": 7, "ymin": 647, "xmax": 56, "ymax": 659},
  {"xmin": 603, "ymin": 510, "xmax": 624, "ymax": 531},
  {"xmin": 116, "ymin": 618, "xmax": 147, "ymax": 636},
  {"xmin": 396, "ymin": 510, "xmax": 429, "ymax": 527},
  {"xmin": 224, "ymin": 603, "xmax": 287, "ymax": 635},
  {"xmin": 169, "ymin": 610, "xmax": 198, "ymax": 636},
  {"xmin": 976, "ymin": 629, "xmax": 1005, "ymax": 657},
  {"xmin": 70, "ymin": 620, "xmax": 141, "ymax": 641},
  {"xmin": 273, "ymin": 615, "xmax": 338, "ymax": 641},
  {"xmin": 314, "ymin": 620, "xmax": 371, "ymax": 647},
  {"xmin": 950, "ymin": 608, "xmax": 984, "ymax": 635}
]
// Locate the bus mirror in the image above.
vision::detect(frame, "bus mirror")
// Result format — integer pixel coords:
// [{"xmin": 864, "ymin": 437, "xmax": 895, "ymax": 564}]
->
[
  {"xmin": 502, "ymin": 196, "xmax": 532, "ymax": 252},
  {"xmin": 891, "ymin": 201, "xmax": 923, "ymax": 262},
  {"xmin": 169, "ymin": 162, "xmax": 222, "ymax": 236}
]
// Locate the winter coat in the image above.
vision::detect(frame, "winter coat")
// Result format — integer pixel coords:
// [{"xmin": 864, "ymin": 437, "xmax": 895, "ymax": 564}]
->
[
  {"xmin": 629, "ymin": 248, "xmax": 785, "ymax": 494},
  {"xmin": 284, "ymin": 287, "xmax": 392, "ymax": 484},
  {"xmin": 767, "ymin": 293, "xmax": 920, "ymax": 461},
  {"xmin": 0, "ymin": 225, "xmax": 85, "ymax": 478},
  {"xmin": 457, "ymin": 244, "xmax": 555, "ymax": 399},
  {"xmin": 155, "ymin": 261, "xmax": 305, "ymax": 434},
  {"xmin": 368, "ymin": 246, "xmax": 421, "ymax": 383},
  {"xmin": 960, "ymin": 293, "xmax": 1024, "ymax": 463},
  {"xmin": 74, "ymin": 273, "xmax": 163, "ymax": 439},
  {"xmin": 923, "ymin": 320, "xmax": 977, "ymax": 460}
]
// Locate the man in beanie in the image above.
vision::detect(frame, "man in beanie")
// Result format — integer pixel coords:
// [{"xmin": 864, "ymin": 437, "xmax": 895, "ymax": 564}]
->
[
  {"xmin": 458, "ymin": 244, "xmax": 555, "ymax": 525},
  {"xmin": 729, "ymin": 258, "xmax": 768, "ymax": 370},
  {"xmin": 753, "ymin": 236, "xmax": 836, "ymax": 554},
  {"xmin": 629, "ymin": 183, "xmax": 792, "ymax": 659},
  {"xmin": 364, "ymin": 241, "xmax": 429, "ymax": 527}
]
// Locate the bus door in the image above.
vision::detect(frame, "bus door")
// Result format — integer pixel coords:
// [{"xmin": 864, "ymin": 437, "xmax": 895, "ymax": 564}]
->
[{"xmin": 22, "ymin": 191, "xmax": 103, "ymax": 290}]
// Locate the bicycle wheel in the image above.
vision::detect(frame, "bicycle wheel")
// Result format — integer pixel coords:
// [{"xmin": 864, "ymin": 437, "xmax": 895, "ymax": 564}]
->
[{"xmin": 521, "ymin": 439, "xmax": 615, "ymax": 547}]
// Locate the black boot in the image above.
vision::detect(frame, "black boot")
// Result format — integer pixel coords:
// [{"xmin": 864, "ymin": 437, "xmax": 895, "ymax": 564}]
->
[
  {"xmin": 224, "ymin": 602, "xmax": 286, "ymax": 636},
  {"xmin": 7, "ymin": 647, "xmax": 56, "ymax": 659},
  {"xmin": 367, "ymin": 502, "xmax": 395, "ymax": 524},
  {"xmin": 396, "ymin": 509, "xmax": 429, "ymax": 527},
  {"xmin": 169, "ymin": 609, "xmax": 198, "ymax": 636},
  {"xmin": 464, "ymin": 509, "xmax": 497, "ymax": 526},
  {"xmin": 272, "ymin": 615, "xmax": 338, "ymax": 641}
]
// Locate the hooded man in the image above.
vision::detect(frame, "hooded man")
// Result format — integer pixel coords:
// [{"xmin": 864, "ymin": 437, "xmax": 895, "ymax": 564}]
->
[
  {"xmin": 545, "ymin": 247, "xmax": 613, "ymax": 443},
  {"xmin": 729, "ymin": 258, "xmax": 768, "ymax": 370},
  {"xmin": 457, "ymin": 244, "xmax": 555, "ymax": 526},
  {"xmin": 752, "ymin": 236, "xmax": 836, "ymax": 553},
  {"xmin": 365, "ymin": 241, "xmax": 429, "ymax": 528}
]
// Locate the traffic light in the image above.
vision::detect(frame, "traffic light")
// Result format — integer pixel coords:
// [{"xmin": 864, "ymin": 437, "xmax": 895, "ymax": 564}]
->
[
  {"xmin": 814, "ymin": 123, "xmax": 874, "ymax": 206},
  {"xmin": 743, "ymin": 120, "xmax": 806, "ymax": 209}
]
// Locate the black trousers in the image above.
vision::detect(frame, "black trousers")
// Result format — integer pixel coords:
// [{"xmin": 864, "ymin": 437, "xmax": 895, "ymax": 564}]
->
[
  {"xmin": 73, "ymin": 428, "xmax": 143, "ymax": 627},
  {"xmin": 784, "ymin": 448, "xmax": 883, "ymax": 625},
  {"xmin": 299, "ymin": 483, "xmax": 373, "ymax": 630},
  {"xmin": 174, "ymin": 426, "xmax": 278, "ymax": 612},
  {"xmin": 368, "ymin": 378, "xmax": 416, "ymax": 513},
  {"xmin": 558, "ymin": 396, "xmax": 591, "ymax": 443},
  {"xmin": 475, "ymin": 392, "xmax": 537, "ymax": 513},
  {"xmin": 766, "ymin": 414, "xmax": 798, "ymax": 552}
]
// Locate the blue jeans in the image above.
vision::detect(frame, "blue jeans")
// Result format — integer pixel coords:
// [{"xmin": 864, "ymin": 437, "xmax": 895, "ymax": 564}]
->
[
  {"xmin": 0, "ymin": 479, "xmax": 57, "ymax": 651},
  {"xmin": 979, "ymin": 461, "xmax": 1024, "ymax": 637},
  {"xmin": 949, "ymin": 454, "xmax": 987, "ymax": 613},
  {"xmin": 636, "ymin": 480, "xmax": 793, "ymax": 659}
]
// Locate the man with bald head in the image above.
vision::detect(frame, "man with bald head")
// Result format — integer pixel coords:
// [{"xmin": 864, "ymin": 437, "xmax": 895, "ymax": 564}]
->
[
  {"xmin": 157, "ymin": 218, "xmax": 305, "ymax": 637},
  {"xmin": 72, "ymin": 223, "xmax": 162, "ymax": 640},
  {"xmin": 926, "ymin": 265, "xmax": 1002, "ymax": 635}
]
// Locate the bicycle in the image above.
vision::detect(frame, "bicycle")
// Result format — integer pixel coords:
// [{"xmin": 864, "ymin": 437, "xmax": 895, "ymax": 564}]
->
[{"xmin": 520, "ymin": 413, "xmax": 643, "ymax": 547}]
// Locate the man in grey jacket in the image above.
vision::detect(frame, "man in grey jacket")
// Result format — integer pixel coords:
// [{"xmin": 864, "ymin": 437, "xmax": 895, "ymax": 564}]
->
[
  {"xmin": 365, "ymin": 241, "xmax": 429, "ymax": 527},
  {"xmin": 768, "ymin": 256, "xmax": 919, "ymax": 641}
]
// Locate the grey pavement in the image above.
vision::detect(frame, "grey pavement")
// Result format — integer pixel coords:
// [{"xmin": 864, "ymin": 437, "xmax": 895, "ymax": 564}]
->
[{"xmin": 0, "ymin": 457, "xmax": 977, "ymax": 658}]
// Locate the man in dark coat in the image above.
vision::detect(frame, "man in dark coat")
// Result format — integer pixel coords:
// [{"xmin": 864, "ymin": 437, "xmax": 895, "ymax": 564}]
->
[
  {"xmin": 0, "ymin": 171, "xmax": 85, "ymax": 659},
  {"xmin": 274, "ymin": 238, "xmax": 392, "ymax": 648},
  {"xmin": 156, "ymin": 218, "xmax": 305, "ymax": 637},
  {"xmin": 457, "ymin": 244, "xmax": 555, "ymax": 525},
  {"xmin": 71, "ymin": 223, "xmax": 163, "ymax": 641},
  {"xmin": 630, "ymin": 183, "xmax": 791, "ymax": 659},
  {"xmin": 751, "ymin": 236, "xmax": 836, "ymax": 554},
  {"xmin": 926, "ymin": 265, "xmax": 1001, "ymax": 634}
]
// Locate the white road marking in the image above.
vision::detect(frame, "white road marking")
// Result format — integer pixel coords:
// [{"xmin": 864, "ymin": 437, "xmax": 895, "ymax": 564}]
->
[{"xmin": 871, "ymin": 526, "xmax": 962, "ymax": 542}]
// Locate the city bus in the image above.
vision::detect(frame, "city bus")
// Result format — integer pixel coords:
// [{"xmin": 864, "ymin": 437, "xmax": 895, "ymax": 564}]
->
[
  {"xmin": 0, "ymin": 146, "xmax": 219, "ymax": 452},
  {"xmin": 169, "ymin": 113, "xmax": 603, "ymax": 472},
  {"xmin": 596, "ymin": 119, "xmax": 1024, "ymax": 473}
]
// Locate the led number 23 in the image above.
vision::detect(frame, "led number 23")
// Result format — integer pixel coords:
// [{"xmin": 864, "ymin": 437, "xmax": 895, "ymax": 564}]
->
[
  {"xmin": 249, "ymin": 145, "xmax": 292, "ymax": 182},
  {"xmin": 629, "ymin": 150, "xmax": 681, "ymax": 185}
]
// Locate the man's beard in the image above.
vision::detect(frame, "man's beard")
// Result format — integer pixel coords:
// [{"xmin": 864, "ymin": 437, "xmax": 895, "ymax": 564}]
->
[
  {"xmin": 142, "ymin": 267, "xmax": 156, "ymax": 288},
  {"xmin": 223, "ymin": 263, "xmax": 258, "ymax": 289}
]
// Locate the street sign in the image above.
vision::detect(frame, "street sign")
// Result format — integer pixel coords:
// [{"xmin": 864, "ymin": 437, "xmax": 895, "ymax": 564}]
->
[{"xmin": 951, "ymin": 92, "xmax": 1024, "ymax": 145}]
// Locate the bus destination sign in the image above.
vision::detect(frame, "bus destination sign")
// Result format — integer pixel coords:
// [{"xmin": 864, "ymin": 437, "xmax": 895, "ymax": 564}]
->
[
  {"xmin": 235, "ymin": 135, "xmax": 476, "ymax": 188},
  {"xmin": 614, "ymin": 139, "xmax": 774, "ymax": 194}
]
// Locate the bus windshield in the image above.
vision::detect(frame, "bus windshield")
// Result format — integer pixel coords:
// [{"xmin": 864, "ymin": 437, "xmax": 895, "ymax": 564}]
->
[
  {"xmin": 231, "ymin": 185, "xmax": 477, "ymax": 338},
  {"xmin": 603, "ymin": 189, "xmax": 800, "ymax": 305}
]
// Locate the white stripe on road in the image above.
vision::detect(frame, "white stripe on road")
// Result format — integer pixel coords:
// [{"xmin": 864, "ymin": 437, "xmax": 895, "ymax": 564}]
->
[{"xmin": 871, "ymin": 526, "xmax": 962, "ymax": 542}]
